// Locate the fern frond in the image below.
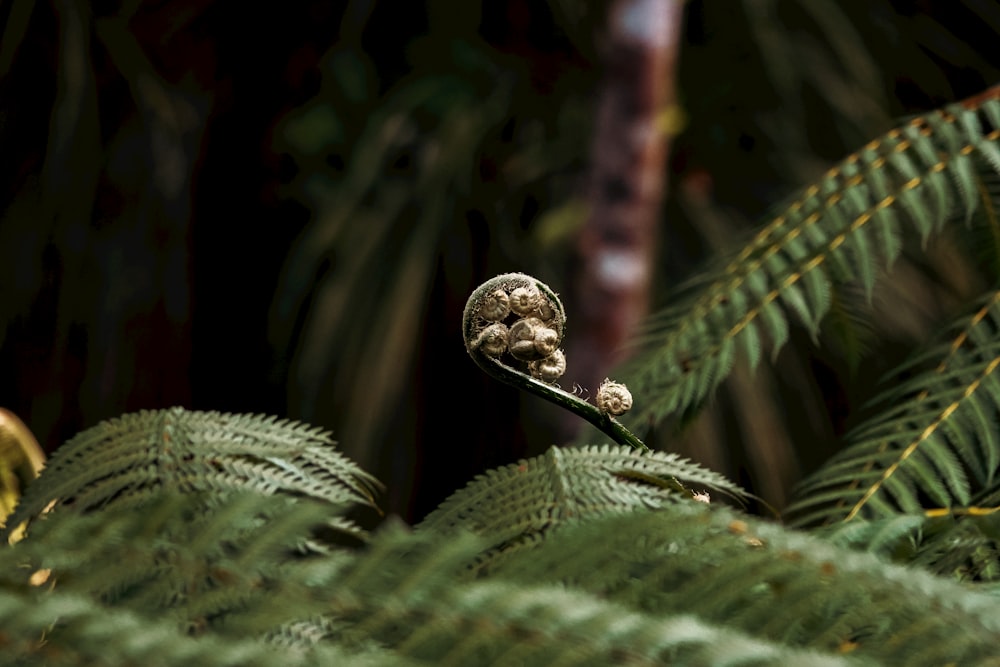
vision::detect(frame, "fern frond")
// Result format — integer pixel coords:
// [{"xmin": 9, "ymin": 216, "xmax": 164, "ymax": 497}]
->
[
  {"xmin": 619, "ymin": 86, "xmax": 1000, "ymax": 425},
  {"xmin": 416, "ymin": 444, "xmax": 744, "ymax": 568},
  {"xmin": 290, "ymin": 523, "xmax": 859, "ymax": 667},
  {"xmin": 3, "ymin": 492, "xmax": 355, "ymax": 634},
  {"xmin": 820, "ymin": 507, "xmax": 1000, "ymax": 583},
  {"xmin": 910, "ymin": 507, "xmax": 1000, "ymax": 581},
  {"xmin": 0, "ymin": 408, "xmax": 382, "ymax": 542},
  {"xmin": 0, "ymin": 588, "xmax": 285, "ymax": 667},
  {"xmin": 786, "ymin": 288, "xmax": 1000, "ymax": 527},
  {"xmin": 0, "ymin": 586, "xmax": 418, "ymax": 667},
  {"xmin": 0, "ymin": 490, "xmax": 417, "ymax": 666},
  {"xmin": 492, "ymin": 505, "xmax": 1000, "ymax": 666}
]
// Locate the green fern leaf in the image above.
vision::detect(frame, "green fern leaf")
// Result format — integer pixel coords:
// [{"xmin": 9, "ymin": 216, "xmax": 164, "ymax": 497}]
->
[
  {"xmin": 0, "ymin": 588, "xmax": 309, "ymax": 667},
  {"xmin": 6, "ymin": 492, "xmax": 357, "ymax": 628},
  {"xmin": 278, "ymin": 523, "xmax": 864, "ymax": 667},
  {"xmin": 819, "ymin": 509, "xmax": 1000, "ymax": 583},
  {"xmin": 739, "ymin": 320, "xmax": 764, "ymax": 372},
  {"xmin": 617, "ymin": 87, "xmax": 1000, "ymax": 427},
  {"xmin": 786, "ymin": 290, "xmax": 1000, "ymax": 528},
  {"xmin": 417, "ymin": 444, "xmax": 744, "ymax": 568},
  {"xmin": 0, "ymin": 408, "xmax": 382, "ymax": 542},
  {"xmin": 0, "ymin": 491, "xmax": 416, "ymax": 666}
]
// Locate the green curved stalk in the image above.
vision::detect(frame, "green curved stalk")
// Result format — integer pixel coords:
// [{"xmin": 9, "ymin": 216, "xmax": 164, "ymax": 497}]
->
[
  {"xmin": 462, "ymin": 273, "xmax": 650, "ymax": 454},
  {"xmin": 474, "ymin": 353, "xmax": 650, "ymax": 453}
]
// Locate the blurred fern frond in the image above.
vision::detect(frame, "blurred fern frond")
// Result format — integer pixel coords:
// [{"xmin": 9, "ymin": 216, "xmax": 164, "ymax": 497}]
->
[
  {"xmin": 619, "ymin": 86, "xmax": 1000, "ymax": 427},
  {"xmin": 5, "ymin": 492, "xmax": 339, "ymax": 632},
  {"xmin": 0, "ymin": 409, "xmax": 44, "ymax": 526},
  {"xmin": 280, "ymin": 521, "xmax": 867, "ymax": 667},
  {"xmin": 0, "ymin": 407, "xmax": 381, "ymax": 543},
  {"xmin": 270, "ymin": 45, "xmax": 519, "ymax": 474},
  {"xmin": 818, "ymin": 509, "xmax": 1000, "ymax": 585},
  {"xmin": 492, "ymin": 505, "xmax": 1000, "ymax": 666},
  {"xmin": 0, "ymin": 492, "xmax": 410, "ymax": 667}
]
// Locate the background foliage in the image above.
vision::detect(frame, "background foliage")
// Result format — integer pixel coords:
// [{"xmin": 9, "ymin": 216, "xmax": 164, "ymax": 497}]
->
[{"xmin": 4, "ymin": 0, "xmax": 1000, "ymax": 523}]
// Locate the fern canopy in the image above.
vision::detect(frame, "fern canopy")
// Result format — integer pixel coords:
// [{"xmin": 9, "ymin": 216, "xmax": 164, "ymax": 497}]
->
[
  {"xmin": 618, "ymin": 87, "xmax": 1000, "ymax": 426},
  {"xmin": 0, "ymin": 492, "xmax": 415, "ymax": 667},
  {"xmin": 4, "ymin": 406, "xmax": 1000, "ymax": 665}
]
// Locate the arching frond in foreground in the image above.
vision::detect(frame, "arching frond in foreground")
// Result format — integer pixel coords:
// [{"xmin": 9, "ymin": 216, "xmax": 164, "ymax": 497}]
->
[
  {"xmin": 617, "ymin": 85, "xmax": 1000, "ymax": 426},
  {"xmin": 3, "ymin": 491, "xmax": 858, "ymax": 667},
  {"xmin": 297, "ymin": 523, "xmax": 859, "ymax": 667},
  {"xmin": 0, "ymin": 408, "xmax": 382, "ymax": 543},
  {"xmin": 786, "ymin": 288, "xmax": 1000, "ymax": 528},
  {"xmin": 0, "ymin": 491, "xmax": 409, "ymax": 666},
  {"xmin": 491, "ymin": 505, "xmax": 1000, "ymax": 666},
  {"xmin": 416, "ymin": 444, "xmax": 744, "ymax": 568}
]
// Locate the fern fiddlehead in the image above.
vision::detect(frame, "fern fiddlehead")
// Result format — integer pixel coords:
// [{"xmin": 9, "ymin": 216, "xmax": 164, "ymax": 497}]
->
[{"xmin": 463, "ymin": 273, "xmax": 649, "ymax": 453}]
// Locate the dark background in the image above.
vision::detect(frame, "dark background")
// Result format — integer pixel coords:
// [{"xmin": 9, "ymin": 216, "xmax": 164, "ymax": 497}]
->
[{"xmin": 3, "ymin": 0, "xmax": 1000, "ymax": 521}]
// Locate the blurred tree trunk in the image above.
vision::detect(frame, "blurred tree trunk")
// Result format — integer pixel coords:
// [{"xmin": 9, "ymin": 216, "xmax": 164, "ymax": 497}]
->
[{"xmin": 563, "ymin": 0, "xmax": 684, "ymax": 439}]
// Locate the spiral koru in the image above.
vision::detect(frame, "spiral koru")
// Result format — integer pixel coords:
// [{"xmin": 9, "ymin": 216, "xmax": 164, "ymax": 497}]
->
[{"xmin": 463, "ymin": 273, "xmax": 648, "ymax": 453}]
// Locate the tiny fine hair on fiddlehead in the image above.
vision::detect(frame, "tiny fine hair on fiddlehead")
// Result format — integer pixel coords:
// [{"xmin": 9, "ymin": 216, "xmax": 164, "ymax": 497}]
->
[{"xmin": 463, "ymin": 273, "xmax": 648, "ymax": 453}]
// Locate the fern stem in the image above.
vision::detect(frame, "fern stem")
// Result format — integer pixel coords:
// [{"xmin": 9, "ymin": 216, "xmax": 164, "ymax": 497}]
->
[{"xmin": 473, "ymin": 352, "xmax": 650, "ymax": 453}]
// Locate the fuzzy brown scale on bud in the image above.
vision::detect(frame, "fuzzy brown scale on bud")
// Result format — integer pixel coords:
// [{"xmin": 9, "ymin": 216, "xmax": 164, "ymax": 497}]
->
[{"xmin": 529, "ymin": 349, "xmax": 566, "ymax": 383}]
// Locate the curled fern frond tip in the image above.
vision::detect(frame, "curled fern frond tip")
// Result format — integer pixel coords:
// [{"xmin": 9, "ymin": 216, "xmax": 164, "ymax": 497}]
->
[
  {"xmin": 463, "ymin": 273, "xmax": 567, "ymax": 373},
  {"xmin": 597, "ymin": 379, "xmax": 633, "ymax": 417},
  {"xmin": 463, "ymin": 273, "xmax": 647, "ymax": 452}
]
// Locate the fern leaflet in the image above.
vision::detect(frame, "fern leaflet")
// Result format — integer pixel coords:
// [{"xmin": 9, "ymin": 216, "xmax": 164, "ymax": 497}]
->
[
  {"xmin": 618, "ymin": 86, "xmax": 1000, "ymax": 426},
  {"xmin": 786, "ymin": 289, "xmax": 1000, "ymax": 528}
]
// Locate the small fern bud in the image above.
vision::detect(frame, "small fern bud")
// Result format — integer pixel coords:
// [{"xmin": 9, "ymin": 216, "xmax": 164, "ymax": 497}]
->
[
  {"xmin": 597, "ymin": 378, "xmax": 632, "ymax": 416},
  {"xmin": 529, "ymin": 349, "xmax": 566, "ymax": 383},
  {"xmin": 478, "ymin": 289, "xmax": 510, "ymax": 321},
  {"xmin": 509, "ymin": 286, "xmax": 541, "ymax": 317},
  {"xmin": 509, "ymin": 317, "xmax": 559, "ymax": 361},
  {"xmin": 475, "ymin": 323, "xmax": 509, "ymax": 357},
  {"xmin": 535, "ymin": 298, "xmax": 556, "ymax": 322}
]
